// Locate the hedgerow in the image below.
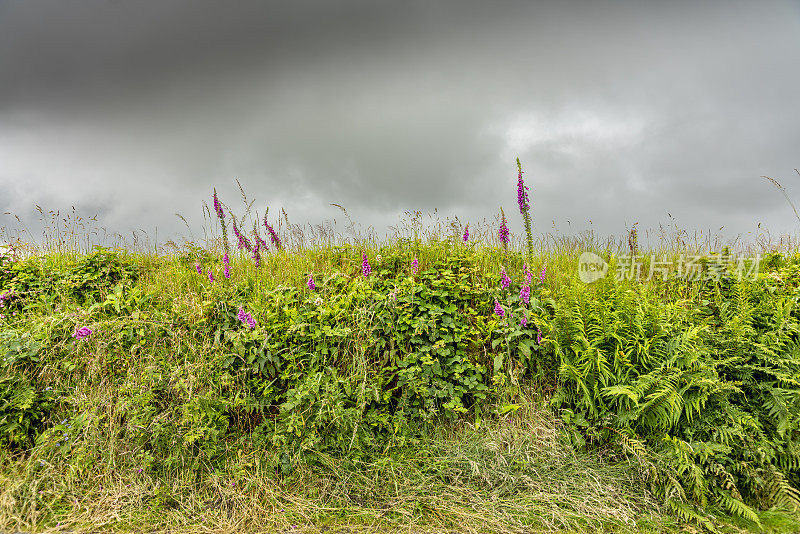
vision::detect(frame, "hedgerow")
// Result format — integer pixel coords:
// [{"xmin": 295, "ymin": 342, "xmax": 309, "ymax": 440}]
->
[{"xmin": 2, "ymin": 163, "xmax": 800, "ymax": 531}]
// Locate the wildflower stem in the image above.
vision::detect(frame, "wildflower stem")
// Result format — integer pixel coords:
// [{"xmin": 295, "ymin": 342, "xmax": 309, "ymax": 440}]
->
[{"xmin": 517, "ymin": 158, "xmax": 534, "ymax": 263}]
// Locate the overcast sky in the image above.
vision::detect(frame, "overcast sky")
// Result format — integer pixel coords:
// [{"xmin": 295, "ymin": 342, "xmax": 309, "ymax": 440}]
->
[{"xmin": 2, "ymin": 0, "xmax": 800, "ymax": 248}]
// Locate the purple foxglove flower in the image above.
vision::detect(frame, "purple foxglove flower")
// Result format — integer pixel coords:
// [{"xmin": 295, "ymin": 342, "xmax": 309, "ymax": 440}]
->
[
  {"xmin": 208, "ymin": 269, "xmax": 214, "ymax": 282},
  {"xmin": 499, "ymin": 210, "xmax": 509, "ymax": 246},
  {"xmin": 520, "ymin": 284, "xmax": 530, "ymax": 304},
  {"xmin": 307, "ymin": 274, "xmax": 316, "ymax": 290},
  {"xmin": 463, "ymin": 224, "xmax": 469, "ymax": 242},
  {"xmin": 523, "ymin": 263, "xmax": 533, "ymax": 285},
  {"xmin": 252, "ymin": 244, "xmax": 261, "ymax": 267},
  {"xmin": 231, "ymin": 220, "xmax": 252, "ymax": 251},
  {"xmin": 520, "ymin": 315, "xmax": 527, "ymax": 327},
  {"xmin": 539, "ymin": 265, "xmax": 546, "ymax": 284},
  {"xmin": 500, "ymin": 267, "xmax": 511, "ymax": 289},
  {"xmin": 237, "ymin": 307, "xmax": 256, "ymax": 329},
  {"xmin": 494, "ymin": 300, "xmax": 504, "ymax": 318},
  {"xmin": 536, "ymin": 327, "xmax": 542, "ymax": 345},
  {"xmin": 412, "ymin": 257, "xmax": 419, "ymax": 275},
  {"xmin": 224, "ymin": 265, "xmax": 231, "ymax": 279},
  {"xmin": 223, "ymin": 253, "xmax": 229, "ymax": 267},
  {"xmin": 499, "ymin": 224, "xmax": 509, "ymax": 246},
  {"xmin": 213, "ymin": 189, "xmax": 225, "ymax": 220},
  {"xmin": 195, "ymin": 262, "xmax": 202, "ymax": 274},
  {"xmin": 263, "ymin": 214, "xmax": 282, "ymax": 250},
  {"xmin": 72, "ymin": 326, "xmax": 92, "ymax": 340},
  {"xmin": 232, "ymin": 220, "xmax": 242, "ymax": 243},
  {"xmin": 517, "ymin": 167, "xmax": 529, "ymax": 214},
  {"xmin": 362, "ymin": 253, "xmax": 371, "ymax": 277}
]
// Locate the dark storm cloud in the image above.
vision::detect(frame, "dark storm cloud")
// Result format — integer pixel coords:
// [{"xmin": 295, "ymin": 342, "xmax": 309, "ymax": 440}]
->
[{"xmin": 1, "ymin": 0, "xmax": 800, "ymax": 247}]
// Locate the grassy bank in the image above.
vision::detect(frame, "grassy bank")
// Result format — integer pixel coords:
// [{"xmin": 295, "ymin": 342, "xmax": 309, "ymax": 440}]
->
[
  {"xmin": 2, "ymin": 240, "xmax": 800, "ymax": 532},
  {"xmin": 3, "ymin": 174, "xmax": 800, "ymax": 532}
]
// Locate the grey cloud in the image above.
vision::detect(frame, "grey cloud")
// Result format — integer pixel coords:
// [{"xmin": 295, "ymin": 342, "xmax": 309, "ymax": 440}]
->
[{"xmin": 1, "ymin": 0, "xmax": 800, "ymax": 247}]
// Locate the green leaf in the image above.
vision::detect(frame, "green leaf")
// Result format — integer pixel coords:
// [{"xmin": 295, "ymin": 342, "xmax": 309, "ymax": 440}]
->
[
  {"xmin": 498, "ymin": 404, "xmax": 520, "ymax": 415},
  {"xmin": 493, "ymin": 353, "xmax": 503, "ymax": 373}
]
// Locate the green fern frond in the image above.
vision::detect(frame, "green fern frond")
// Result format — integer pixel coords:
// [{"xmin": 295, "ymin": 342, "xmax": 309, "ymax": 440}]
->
[
  {"xmin": 667, "ymin": 498, "xmax": 716, "ymax": 531},
  {"xmin": 765, "ymin": 466, "xmax": 800, "ymax": 511},
  {"xmin": 601, "ymin": 384, "xmax": 640, "ymax": 403},
  {"xmin": 716, "ymin": 489, "xmax": 761, "ymax": 528}
]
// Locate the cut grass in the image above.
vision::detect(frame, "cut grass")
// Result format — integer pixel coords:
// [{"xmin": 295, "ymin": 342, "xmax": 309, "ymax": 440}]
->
[{"xmin": 1, "ymin": 390, "xmax": 674, "ymax": 533}]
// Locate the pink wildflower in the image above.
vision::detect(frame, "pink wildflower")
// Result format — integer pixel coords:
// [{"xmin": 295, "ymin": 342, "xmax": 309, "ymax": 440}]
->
[
  {"xmin": 362, "ymin": 253, "xmax": 371, "ymax": 277},
  {"xmin": 523, "ymin": 263, "xmax": 533, "ymax": 285},
  {"xmin": 494, "ymin": 300, "xmax": 505, "ymax": 318},
  {"xmin": 500, "ymin": 267, "xmax": 511, "ymax": 289},
  {"xmin": 263, "ymin": 214, "xmax": 282, "ymax": 250},
  {"xmin": 498, "ymin": 209, "xmax": 509, "ymax": 247},
  {"xmin": 517, "ymin": 167, "xmax": 529, "ymax": 214},
  {"xmin": 237, "ymin": 307, "xmax": 256, "ymax": 329},
  {"xmin": 520, "ymin": 284, "xmax": 530, "ymax": 304},
  {"xmin": 72, "ymin": 326, "xmax": 92, "ymax": 340},
  {"xmin": 231, "ymin": 219, "xmax": 252, "ymax": 251},
  {"xmin": 213, "ymin": 189, "xmax": 225, "ymax": 220}
]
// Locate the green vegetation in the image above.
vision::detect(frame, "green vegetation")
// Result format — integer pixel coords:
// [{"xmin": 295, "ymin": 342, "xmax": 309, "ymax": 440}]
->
[{"xmin": 3, "ymin": 177, "xmax": 800, "ymax": 532}]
